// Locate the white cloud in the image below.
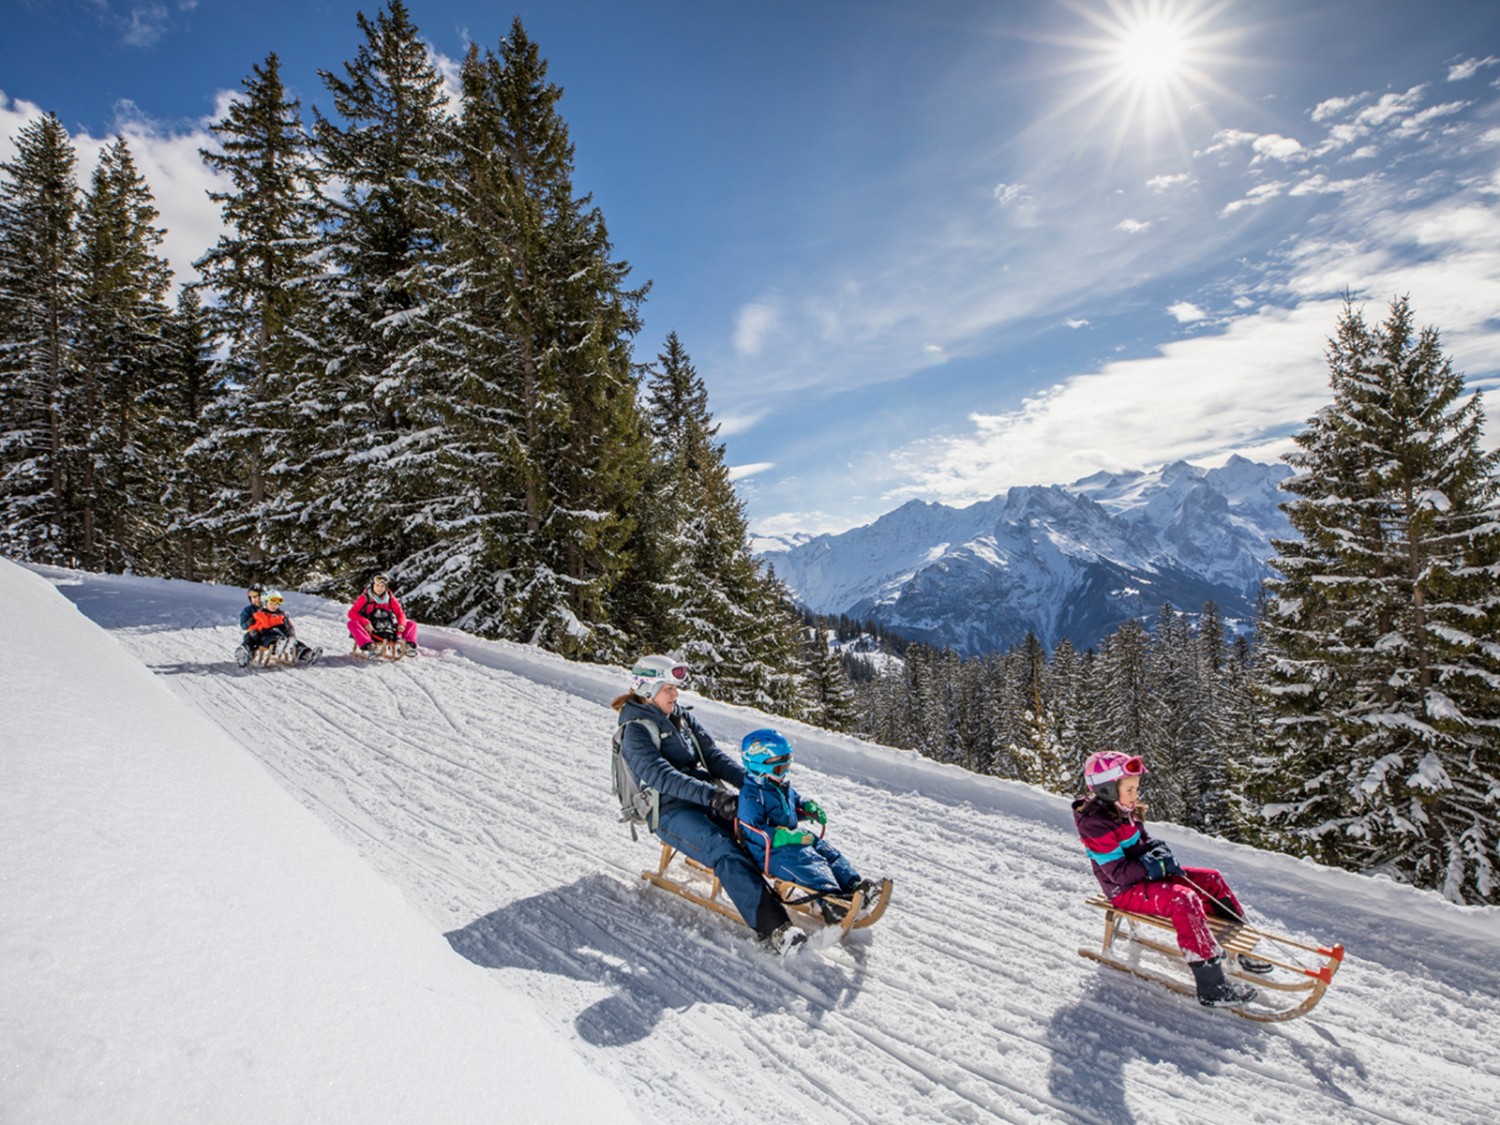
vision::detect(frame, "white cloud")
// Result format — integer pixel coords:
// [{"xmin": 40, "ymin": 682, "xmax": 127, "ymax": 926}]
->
[
  {"xmin": 1448, "ymin": 56, "xmax": 1500, "ymax": 82},
  {"xmin": 1390, "ymin": 100, "xmax": 1470, "ymax": 139},
  {"xmin": 1146, "ymin": 173, "xmax": 1192, "ymax": 192},
  {"xmin": 992, "ymin": 182, "xmax": 1028, "ymax": 206},
  {"xmin": 1116, "ymin": 218, "xmax": 1150, "ymax": 234},
  {"xmin": 1356, "ymin": 86, "xmax": 1427, "ymax": 128},
  {"xmin": 1251, "ymin": 134, "xmax": 1306, "ymax": 163},
  {"xmin": 1167, "ymin": 302, "xmax": 1206, "ymax": 323},
  {"xmin": 733, "ymin": 300, "xmax": 780, "ymax": 358},
  {"xmin": 1311, "ymin": 93, "xmax": 1368, "ymax": 122},
  {"xmin": 0, "ymin": 93, "xmax": 230, "ymax": 292},
  {"xmin": 1221, "ymin": 181, "xmax": 1288, "ymax": 215},
  {"xmin": 728, "ymin": 461, "xmax": 775, "ymax": 482},
  {"xmin": 1066, "ymin": 318, "xmax": 1090, "ymax": 329},
  {"xmin": 1289, "ymin": 173, "xmax": 1365, "ymax": 197}
]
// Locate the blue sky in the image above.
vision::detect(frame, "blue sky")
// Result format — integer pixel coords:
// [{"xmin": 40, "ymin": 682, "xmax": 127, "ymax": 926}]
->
[{"xmin": 5, "ymin": 1, "xmax": 1500, "ymax": 539}]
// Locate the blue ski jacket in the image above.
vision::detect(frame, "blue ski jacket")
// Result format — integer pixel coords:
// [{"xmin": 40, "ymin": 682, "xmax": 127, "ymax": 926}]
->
[{"xmin": 617, "ymin": 698, "xmax": 744, "ymax": 816}]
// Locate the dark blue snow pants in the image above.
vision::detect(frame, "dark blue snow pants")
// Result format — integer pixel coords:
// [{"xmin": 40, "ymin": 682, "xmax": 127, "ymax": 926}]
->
[{"xmin": 656, "ymin": 804, "xmax": 788, "ymax": 940}]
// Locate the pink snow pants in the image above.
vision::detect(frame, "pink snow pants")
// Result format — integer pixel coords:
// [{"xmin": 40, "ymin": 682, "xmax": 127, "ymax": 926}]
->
[
  {"xmin": 348, "ymin": 616, "xmax": 419, "ymax": 647},
  {"xmin": 1111, "ymin": 867, "xmax": 1245, "ymax": 962}
]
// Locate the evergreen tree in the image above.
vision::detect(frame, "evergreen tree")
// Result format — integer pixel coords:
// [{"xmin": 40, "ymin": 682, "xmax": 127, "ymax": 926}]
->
[
  {"xmin": 1010, "ymin": 632, "xmax": 1073, "ymax": 794},
  {"xmin": 1251, "ymin": 298, "xmax": 1500, "ymax": 903},
  {"xmin": 193, "ymin": 52, "xmax": 322, "ymax": 580},
  {"xmin": 158, "ymin": 288, "xmax": 219, "ymax": 580},
  {"xmin": 437, "ymin": 19, "xmax": 651, "ymax": 659},
  {"xmin": 802, "ymin": 617, "xmax": 860, "ymax": 732},
  {"xmin": 0, "ymin": 112, "xmax": 80, "ymax": 563},
  {"xmin": 296, "ymin": 0, "xmax": 454, "ymax": 586},
  {"xmin": 71, "ymin": 137, "xmax": 172, "ymax": 572}
]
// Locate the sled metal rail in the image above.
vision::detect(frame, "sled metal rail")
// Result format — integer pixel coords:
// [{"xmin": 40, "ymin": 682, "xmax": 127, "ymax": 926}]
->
[
  {"xmin": 352, "ymin": 638, "xmax": 406, "ymax": 661},
  {"xmin": 642, "ymin": 845, "xmax": 891, "ymax": 940},
  {"xmin": 1080, "ymin": 894, "xmax": 1344, "ymax": 1023}
]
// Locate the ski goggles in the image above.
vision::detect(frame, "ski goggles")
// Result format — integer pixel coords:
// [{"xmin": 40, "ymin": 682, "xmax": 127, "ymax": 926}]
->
[
  {"xmin": 632, "ymin": 663, "xmax": 691, "ymax": 686},
  {"xmin": 1088, "ymin": 755, "xmax": 1146, "ymax": 784}
]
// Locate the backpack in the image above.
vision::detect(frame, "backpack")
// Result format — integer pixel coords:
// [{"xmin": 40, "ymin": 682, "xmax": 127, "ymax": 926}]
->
[{"xmin": 611, "ymin": 719, "xmax": 662, "ymax": 841}]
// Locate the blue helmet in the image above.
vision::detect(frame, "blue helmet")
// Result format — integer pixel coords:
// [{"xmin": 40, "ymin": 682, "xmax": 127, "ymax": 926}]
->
[{"xmin": 741, "ymin": 728, "xmax": 794, "ymax": 779}]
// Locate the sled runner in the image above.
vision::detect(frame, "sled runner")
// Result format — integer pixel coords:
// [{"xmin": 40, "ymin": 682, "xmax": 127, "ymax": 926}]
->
[
  {"xmin": 641, "ymin": 844, "xmax": 892, "ymax": 942},
  {"xmin": 1078, "ymin": 894, "xmax": 1344, "ymax": 1022},
  {"xmin": 354, "ymin": 638, "xmax": 407, "ymax": 660},
  {"xmin": 252, "ymin": 639, "xmax": 300, "ymax": 667}
]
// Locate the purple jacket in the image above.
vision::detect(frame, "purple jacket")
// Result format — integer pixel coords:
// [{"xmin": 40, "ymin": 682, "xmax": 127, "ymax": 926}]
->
[{"xmin": 1073, "ymin": 796, "xmax": 1156, "ymax": 901}]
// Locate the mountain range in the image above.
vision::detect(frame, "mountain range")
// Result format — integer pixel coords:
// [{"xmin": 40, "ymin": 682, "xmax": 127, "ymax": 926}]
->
[{"xmin": 755, "ymin": 455, "xmax": 1294, "ymax": 654}]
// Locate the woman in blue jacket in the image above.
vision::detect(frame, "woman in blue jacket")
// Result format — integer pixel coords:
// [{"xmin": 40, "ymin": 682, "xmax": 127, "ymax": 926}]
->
[{"xmin": 613, "ymin": 655, "xmax": 803, "ymax": 955}]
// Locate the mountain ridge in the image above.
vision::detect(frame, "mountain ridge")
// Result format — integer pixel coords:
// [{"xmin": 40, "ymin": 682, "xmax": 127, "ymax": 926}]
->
[{"xmin": 757, "ymin": 456, "xmax": 1294, "ymax": 653}]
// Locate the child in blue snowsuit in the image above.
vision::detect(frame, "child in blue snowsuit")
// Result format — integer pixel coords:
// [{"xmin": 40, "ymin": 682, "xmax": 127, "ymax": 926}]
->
[{"xmin": 736, "ymin": 729, "xmax": 870, "ymax": 900}]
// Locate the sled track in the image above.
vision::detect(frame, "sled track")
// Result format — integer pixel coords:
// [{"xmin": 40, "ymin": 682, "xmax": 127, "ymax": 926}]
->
[{"xmin": 50, "ymin": 570, "xmax": 1500, "ymax": 1125}]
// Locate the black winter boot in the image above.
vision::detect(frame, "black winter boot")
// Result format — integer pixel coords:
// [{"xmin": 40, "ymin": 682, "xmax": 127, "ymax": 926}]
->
[{"xmin": 1189, "ymin": 956, "xmax": 1258, "ymax": 1007}]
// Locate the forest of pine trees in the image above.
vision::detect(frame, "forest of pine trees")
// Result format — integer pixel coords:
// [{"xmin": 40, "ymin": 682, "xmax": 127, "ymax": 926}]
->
[
  {"xmin": 0, "ymin": 4, "xmax": 840, "ymax": 725},
  {"xmin": 1, "ymin": 8, "xmax": 1495, "ymax": 902}
]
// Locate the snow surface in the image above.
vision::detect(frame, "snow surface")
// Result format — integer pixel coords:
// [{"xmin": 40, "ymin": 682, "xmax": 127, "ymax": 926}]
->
[{"xmin": 8, "ymin": 558, "xmax": 1500, "ymax": 1124}]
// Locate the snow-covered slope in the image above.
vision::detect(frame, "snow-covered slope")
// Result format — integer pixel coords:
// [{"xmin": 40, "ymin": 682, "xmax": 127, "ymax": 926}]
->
[
  {"xmin": 10, "ymin": 560, "xmax": 1500, "ymax": 1124},
  {"xmin": 0, "ymin": 560, "xmax": 633, "ymax": 1125},
  {"xmin": 761, "ymin": 457, "xmax": 1292, "ymax": 653}
]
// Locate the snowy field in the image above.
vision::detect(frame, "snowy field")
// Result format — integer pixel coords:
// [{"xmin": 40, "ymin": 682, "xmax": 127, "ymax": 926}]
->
[{"xmin": 7, "ymin": 559, "xmax": 1500, "ymax": 1124}]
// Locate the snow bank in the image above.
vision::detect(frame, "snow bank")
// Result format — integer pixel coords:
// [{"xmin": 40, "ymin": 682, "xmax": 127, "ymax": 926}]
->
[{"xmin": 0, "ymin": 559, "xmax": 637, "ymax": 1124}]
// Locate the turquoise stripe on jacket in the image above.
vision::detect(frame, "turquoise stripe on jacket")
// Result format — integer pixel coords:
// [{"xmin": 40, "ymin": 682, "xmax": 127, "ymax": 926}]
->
[{"xmin": 1085, "ymin": 827, "xmax": 1141, "ymax": 866}]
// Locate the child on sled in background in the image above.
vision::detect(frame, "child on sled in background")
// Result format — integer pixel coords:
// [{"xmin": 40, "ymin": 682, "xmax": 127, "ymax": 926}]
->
[
  {"xmin": 1073, "ymin": 750, "xmax": 1269, "ymax": 1007},
  {"xmin": 236, "ymin": 590, "xmax": 322, "ymax": 667},
  {"xmin": 736, "ymin": 729, "xmax": 881, "ymax": 920}
]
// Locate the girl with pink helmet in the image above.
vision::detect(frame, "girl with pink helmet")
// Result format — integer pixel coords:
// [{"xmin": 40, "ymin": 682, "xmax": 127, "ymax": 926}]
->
[{"xmin": 1073, "ymin": 750, "xmax": 1269, "ymax": 1008}]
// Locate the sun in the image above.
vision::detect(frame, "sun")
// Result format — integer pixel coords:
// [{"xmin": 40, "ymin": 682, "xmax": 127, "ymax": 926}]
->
[
  {"xmin": 1116, "ymin": 18, "xmax": 1188, "ymax": 86},
  {"xmin": 1034, "ymin": 0, "xmax": 1252, "ymax": 168}
]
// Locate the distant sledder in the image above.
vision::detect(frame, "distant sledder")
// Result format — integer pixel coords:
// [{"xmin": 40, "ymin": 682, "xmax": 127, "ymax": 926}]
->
[
  {"xmin": 611, "ymin": 654, "xmax": 889, "ymax": 955},
  {"xmin": 348, "ymin": 572, "xmax": 419, "ymax": 659},
  {"xmin": 1073, "ymin": 751, "xmax": 1343, "ymax": 1022},
  {"xmin": 235, "ymin": 590, "xmax": 323, "ymax": 669}
]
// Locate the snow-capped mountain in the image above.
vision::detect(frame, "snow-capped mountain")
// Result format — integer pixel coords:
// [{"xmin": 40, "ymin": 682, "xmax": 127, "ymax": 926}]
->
[{"xmin": 759, "ymin": 456, "xmax": 1293, "ymax": 654}]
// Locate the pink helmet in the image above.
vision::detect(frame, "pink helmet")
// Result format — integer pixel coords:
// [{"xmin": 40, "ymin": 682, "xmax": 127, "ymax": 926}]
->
[{"xmin": 1084, "ymin": 751, "xmax": 1147, "ymax": 802}]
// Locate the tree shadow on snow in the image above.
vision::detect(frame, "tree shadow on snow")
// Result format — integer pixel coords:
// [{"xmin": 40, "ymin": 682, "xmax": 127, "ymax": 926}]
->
[{"xmin": 446, "ymin": 873, "xmax": 871, "ymax": 1048}]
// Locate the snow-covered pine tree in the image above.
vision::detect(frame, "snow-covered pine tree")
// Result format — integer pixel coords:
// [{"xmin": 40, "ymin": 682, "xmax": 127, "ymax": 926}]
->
[
  {"xmin": 296, "ymin": 0, "xmax": 453, "ymax": 588},
  {"xmin": 0, "ymin": 113, "xmax": 80, "ymax": 563},
  {"xmin": 1088, "ymin": 617, "xmax": 1164, "ymax": 767},
  {"xmin": 1250, "ymin": 298, "xmax": 1500, "ymax": 904},
  {"xmin": 1143, "ymin": 604, "xmax": 1199, "ymax": 824},
  {"xmin": 801, "ymin": 616, "xmax": 859, "ymax": 732},
  {"xmin": 1009, "ymin": 632, "xmax": 1074, "ymax": 795},
  {"xmin": 71, "ymin": 138, "xmax": 173, "ymax": 573},
  {"xmin": 157, "ymin": 288, "xmax": 219, "ymax": 581},
  {"xmin": 438, "ymin": 19, "xmax": 650, "ymax": 659},
  {"xmin": 635, "ymin": 332, "xmax": 810, "ymax": 711},
  {"xmin": 192, "ymin": 52, "xmax": 322, "ymax": 581}
]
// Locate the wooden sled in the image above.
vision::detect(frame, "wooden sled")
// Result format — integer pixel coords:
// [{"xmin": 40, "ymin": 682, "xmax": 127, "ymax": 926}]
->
[
  {"xmin": 1078, "ymin": 894, "xmax": 1344, "ymax": 1023},
  {"xmin": 641, "ymin": 844, "xmax": 892, "ymax": 942},
  {"xmin": 353, "ymin": 638, "xmax": 406, "ymax": 660},
  {"xmin": 252, "ymin": 640, "xmax": 299, "ymax": 667}
]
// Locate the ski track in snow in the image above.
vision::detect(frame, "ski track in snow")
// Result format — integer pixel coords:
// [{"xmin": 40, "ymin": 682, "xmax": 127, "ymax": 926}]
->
[{"xmin": 42, "ymin": 568, "xmax": 1500, "ymax": 1125}]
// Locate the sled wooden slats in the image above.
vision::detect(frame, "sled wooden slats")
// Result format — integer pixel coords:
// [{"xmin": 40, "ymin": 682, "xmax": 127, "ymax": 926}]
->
[
  {"xmin": 1080, "ymin": 894, "xmax": 1344, "ymax": 1023},
  {"xmin": 641, "ymin": 846, "xmax": 891, "ymax": 941},
  {"xmin": 253, "ymin": 643, "xmax": 297, "ymax": 667},
  {"xmin": 352, "ymin": 639, "xmax": 405, "ymax": 661}
]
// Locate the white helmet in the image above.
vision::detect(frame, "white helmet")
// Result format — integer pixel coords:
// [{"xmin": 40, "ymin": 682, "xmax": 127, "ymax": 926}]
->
[{"xmin": 629, "ymin": 655, "xmax": 691, "ymax": 699}]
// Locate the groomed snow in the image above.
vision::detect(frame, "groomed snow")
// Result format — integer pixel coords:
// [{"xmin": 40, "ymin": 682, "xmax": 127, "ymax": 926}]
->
[{"xmin": 7, "ymin": 558, "xmax": 1500, "ymax": 1123}]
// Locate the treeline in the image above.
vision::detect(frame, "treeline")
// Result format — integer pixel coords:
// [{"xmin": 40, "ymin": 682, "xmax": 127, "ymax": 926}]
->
[
  {"xmin": 847, "ymin": 299, "xmax": 1500, "ymax": 905},
  {"xmin": 847, "ymin": 604, "xmax": 1254, "ymax": 839},
  {"xmin": 0, "ymin": 3, "xmax": 860, "ymax": 723}
]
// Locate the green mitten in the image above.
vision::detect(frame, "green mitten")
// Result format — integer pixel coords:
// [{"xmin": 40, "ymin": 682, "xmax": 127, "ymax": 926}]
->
[
  {"xmin": 799, "ymin": 799, "xmax": 827, "ymax": 825},
  {"xmin": 772, "ymin": 827, "xmax": 814, "ymax": 848}
]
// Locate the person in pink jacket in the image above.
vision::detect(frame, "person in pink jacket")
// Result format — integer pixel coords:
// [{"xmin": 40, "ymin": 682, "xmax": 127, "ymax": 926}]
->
[{"xmin": 348, "ymin": 572, "xmax": 419, "ymax": 655}]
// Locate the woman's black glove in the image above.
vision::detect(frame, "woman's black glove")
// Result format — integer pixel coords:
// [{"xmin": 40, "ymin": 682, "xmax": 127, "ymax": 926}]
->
[{"xmin": 709, "ymin": 790, "xmax": 737, "ymax": 822}]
